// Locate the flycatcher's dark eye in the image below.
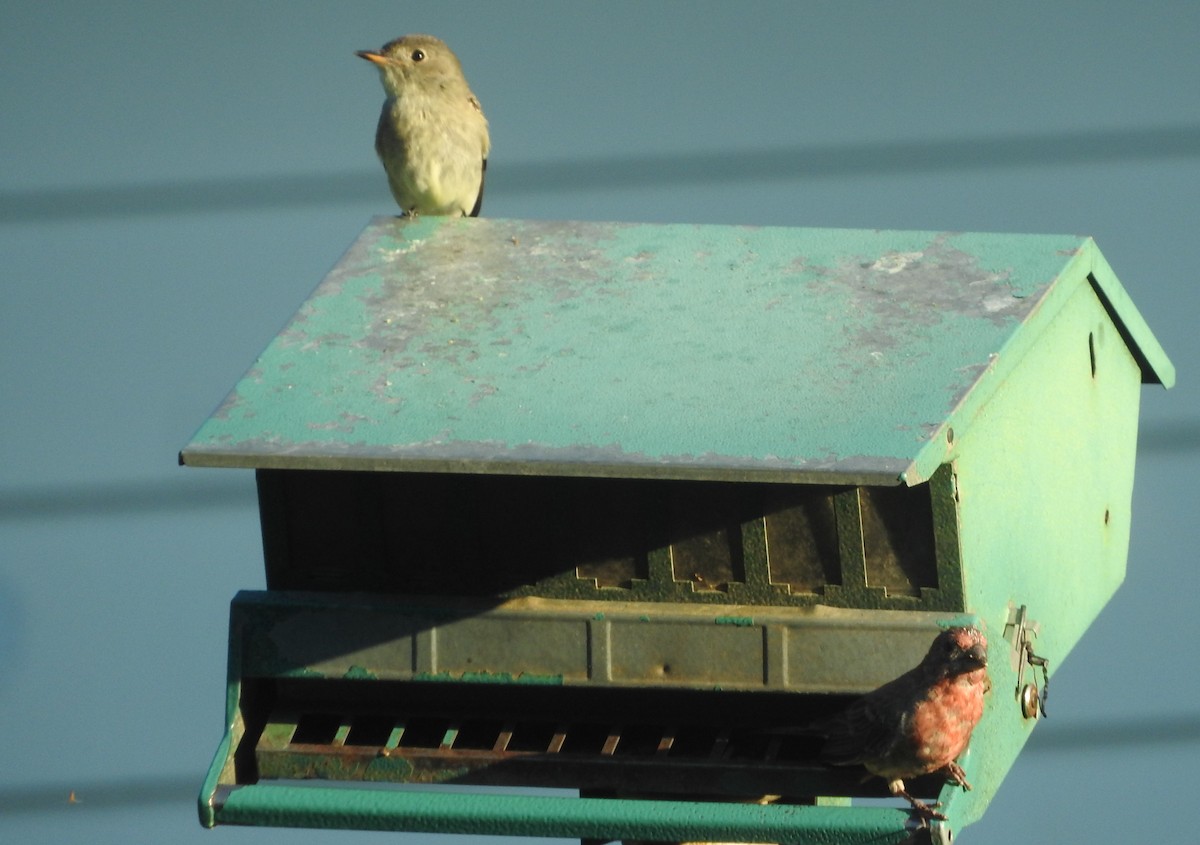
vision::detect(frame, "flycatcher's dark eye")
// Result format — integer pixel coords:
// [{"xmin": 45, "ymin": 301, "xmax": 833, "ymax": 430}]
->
[{"xmin": 411, "ymin": 49, "xmax": 426, "ymax": 62}]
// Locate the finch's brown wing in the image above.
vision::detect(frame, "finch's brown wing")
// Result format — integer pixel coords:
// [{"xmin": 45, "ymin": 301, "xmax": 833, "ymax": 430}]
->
[
  {"xmin": 816, "ymin": 695, "xmax": 906, "ymax": 766},
  {"xmin": 812, "ymin": 670, "xmax": 924, "ymax": 767}
]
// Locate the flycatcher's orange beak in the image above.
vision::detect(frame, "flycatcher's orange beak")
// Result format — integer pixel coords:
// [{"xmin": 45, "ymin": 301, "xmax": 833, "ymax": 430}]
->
[{"xmin": 356, "ymin": 50, "xmax": 388, "ymax": 66}]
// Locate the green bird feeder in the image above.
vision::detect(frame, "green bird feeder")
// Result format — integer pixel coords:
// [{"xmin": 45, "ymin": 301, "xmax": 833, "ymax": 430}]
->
[{"xmin": 181, "ymin": 217, "xmax": 1173, "ymax": 843}]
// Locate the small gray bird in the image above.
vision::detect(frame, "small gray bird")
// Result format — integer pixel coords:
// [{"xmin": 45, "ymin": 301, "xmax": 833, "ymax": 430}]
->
[{"xmin": 356, "ymin": 34, "xmax": 490, "ymax": 217}]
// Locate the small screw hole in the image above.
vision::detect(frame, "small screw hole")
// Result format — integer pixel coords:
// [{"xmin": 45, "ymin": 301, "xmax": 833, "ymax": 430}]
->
[{"xmin": 1088, "ymin": 332, "xmax": 1097, "ymax": 378}]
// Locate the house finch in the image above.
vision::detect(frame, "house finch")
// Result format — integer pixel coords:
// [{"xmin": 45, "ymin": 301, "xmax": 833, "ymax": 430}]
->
[
  {"xmin": 356, "ymin": 34, "xmax": 490, "ymax": 217},
  {"xmin": 812, "ymin": 625, "xmax": 990, "ymax": 820}
]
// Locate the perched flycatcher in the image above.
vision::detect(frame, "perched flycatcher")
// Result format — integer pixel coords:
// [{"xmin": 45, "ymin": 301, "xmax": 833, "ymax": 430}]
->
[{"xmin": 356, "ymin": 35, "xmax": 490, "ymax": 217}]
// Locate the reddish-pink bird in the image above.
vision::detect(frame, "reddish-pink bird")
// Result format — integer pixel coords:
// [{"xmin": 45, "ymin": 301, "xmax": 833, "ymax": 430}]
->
[{"xmin": 812, "ymin": 626, "xmax": 990, "ymax": 820}]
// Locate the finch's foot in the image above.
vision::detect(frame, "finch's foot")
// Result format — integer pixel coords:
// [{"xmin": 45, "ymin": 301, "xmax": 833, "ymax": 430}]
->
[
  {"xmin": 944, "ymin": 761, "xmax": 972, "ymax": 792},
  {"xmin": 889, "ymin": 779, "xmax": 947, "ymax": 822},
  {"xmin": 903, "ymin": 796, "xmax": 947, "ymax": 822}
]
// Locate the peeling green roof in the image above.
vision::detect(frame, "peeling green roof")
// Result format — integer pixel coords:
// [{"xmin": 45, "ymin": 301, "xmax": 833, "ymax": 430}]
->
[{"xmin": 180, "ymin": 217, "xmax": 1172, "ymax": 484}]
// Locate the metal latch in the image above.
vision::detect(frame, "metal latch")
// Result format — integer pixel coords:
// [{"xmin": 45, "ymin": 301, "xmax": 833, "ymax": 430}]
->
[{"xmin": 1004, "ymin": 604, "xmax": 1050, "ymax": 719}]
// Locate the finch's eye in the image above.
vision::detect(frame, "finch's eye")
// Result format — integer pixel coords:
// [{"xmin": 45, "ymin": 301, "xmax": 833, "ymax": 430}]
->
[{"xmin": 411, "ymin": 49, "xmax": 426, "ymax": 62}]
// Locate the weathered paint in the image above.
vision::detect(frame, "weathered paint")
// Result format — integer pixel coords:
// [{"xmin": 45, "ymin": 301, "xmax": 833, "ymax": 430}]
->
[
  {"xmin": 343, "ymin": 665, "xmax": 378, "ymax": 680},
  {"xmin": 714, "ymin": 615, "xmax": 755, "ymax": 626},
  {"xmin": 180, "ymin": 217, "xmax": 1171, "ymax": 484},
  {"xmin": 411, "ymin": 670, "xmax": 566, "ymax": 685}
]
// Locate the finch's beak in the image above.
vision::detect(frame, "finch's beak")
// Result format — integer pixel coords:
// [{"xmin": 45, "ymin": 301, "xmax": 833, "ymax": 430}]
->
[
  {"xmin": 964, "ymin": 644, "xmax": 988, "ymax": 668},
  {"xmin": 356, "ymin": 50, "xmax": 388, "ymax": 66}
]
